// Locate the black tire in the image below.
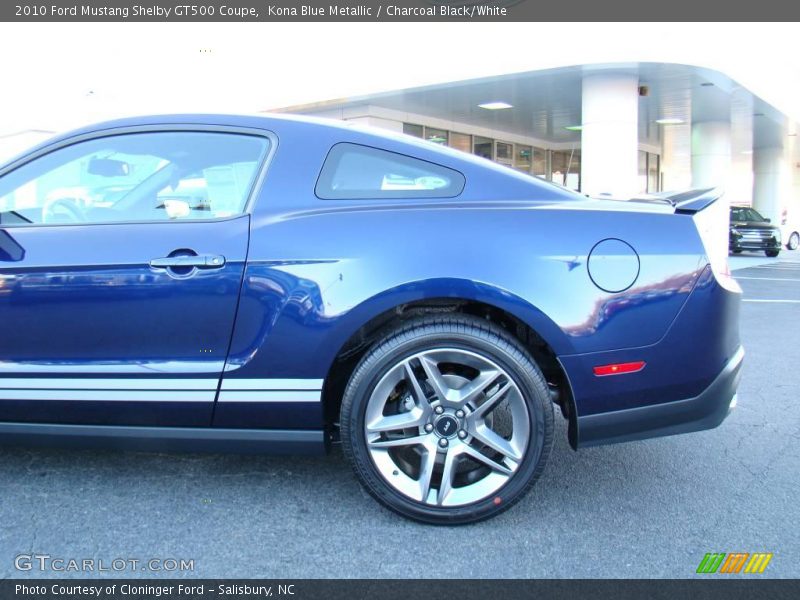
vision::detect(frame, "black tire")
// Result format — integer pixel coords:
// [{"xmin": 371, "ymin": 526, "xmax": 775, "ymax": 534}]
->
[
  {"xmin": 340, "ymin": 315, "xmax": 554, "ymax": 524},
  {"xmin": 766, "ymin": 250, "xmax": 780, "ymax": 258},
  {"xmin": 787, "ymin": 232, "xmax": 799, "ymax": 251}
]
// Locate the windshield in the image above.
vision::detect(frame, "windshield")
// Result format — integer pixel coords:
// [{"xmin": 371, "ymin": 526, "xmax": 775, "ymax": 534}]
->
[{"xmin": 731, "ymin": 207, "xmax": 766, "ymax": 223}]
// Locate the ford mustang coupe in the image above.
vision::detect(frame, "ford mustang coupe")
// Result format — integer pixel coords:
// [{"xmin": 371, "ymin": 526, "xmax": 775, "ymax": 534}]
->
[{"xmin": 0, "ymin": 114, "xmax": 743, "ymax": 523}]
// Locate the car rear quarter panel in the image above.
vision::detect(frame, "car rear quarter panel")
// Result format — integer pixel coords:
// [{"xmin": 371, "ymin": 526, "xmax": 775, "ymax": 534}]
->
[
  {"xmin": 212, "ymin": 118, "xmax": 710, "ymax": 431},
  {"xmin": 227, "ymin": 204, "xmax": 706, "ymax": 365}
]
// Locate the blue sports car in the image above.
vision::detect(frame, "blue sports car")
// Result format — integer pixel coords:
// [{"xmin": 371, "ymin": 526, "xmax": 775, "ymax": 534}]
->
[{"xmin": 0, "ymin": 114, "xmax": 743, "ymax": 523}]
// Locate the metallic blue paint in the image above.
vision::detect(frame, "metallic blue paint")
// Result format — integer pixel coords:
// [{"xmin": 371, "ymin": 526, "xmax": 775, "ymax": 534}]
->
[
  {"xmin": 0, "ymin": 217, "xmax": 249, "ymax": 425},
  {"xmin": 0, "ymin": 114, "xmax": 742, "ymax": 450}
]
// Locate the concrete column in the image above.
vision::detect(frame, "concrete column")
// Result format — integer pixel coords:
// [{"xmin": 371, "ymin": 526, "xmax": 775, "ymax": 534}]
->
[
  {"xmin": 581, "ymin": 73, "xmax": 639, "ymax": 198},
  {"xmin": 660, "ymin": 124, "xmax": 692, "ymax": 191},
  {"xmin": 691, "ymin": 121, "xmax": 731, "ymax": 189},
  {"xmin": 691, "ymin": 120, "xmax": 732, "ymax": 264},
  {"xmin": 753, "ymin": 146, "xmax": 789, "ymax": 224}
]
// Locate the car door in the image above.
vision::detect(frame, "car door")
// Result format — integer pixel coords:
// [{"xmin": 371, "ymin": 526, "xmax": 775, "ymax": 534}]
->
[{"xmin": 0, "ymin": 127, "xmax": 272, "ymax": 426}]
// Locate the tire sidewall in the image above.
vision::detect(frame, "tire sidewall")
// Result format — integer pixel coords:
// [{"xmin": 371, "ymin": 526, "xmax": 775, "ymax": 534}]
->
[{"xmin": 341, "ymin": 320, "xmax": 552, "ymax": 525}]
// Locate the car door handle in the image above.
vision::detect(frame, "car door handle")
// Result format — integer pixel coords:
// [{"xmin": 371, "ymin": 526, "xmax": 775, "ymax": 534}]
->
[{"xmin": 149, "ymin": 255, "xmax": 226, "ymax": 269}]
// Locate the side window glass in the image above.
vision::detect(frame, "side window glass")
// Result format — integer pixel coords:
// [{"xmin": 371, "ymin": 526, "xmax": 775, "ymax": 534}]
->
[
  {"xmin": 0, "ymin": 132, "xmax": 268, "ymax": 226},
  {"xmin": 315, "ymin": 143, "xmax": 465, "ymax": 200}
]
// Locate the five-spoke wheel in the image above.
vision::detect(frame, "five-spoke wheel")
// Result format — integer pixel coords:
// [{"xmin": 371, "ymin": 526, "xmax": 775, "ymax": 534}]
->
[{"xmin": 341, "ymin": 316, "xmax": 553, "ymax": 524}]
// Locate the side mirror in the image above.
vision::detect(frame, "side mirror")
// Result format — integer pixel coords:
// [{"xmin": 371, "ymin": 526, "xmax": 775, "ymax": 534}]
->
[
  {"xmin": 765, "ymin": 218, "xmax": 771, "ymax": 223},
  {"xmin": 88, "ymin": 157, "xmax": 130, "ymax": 177}
]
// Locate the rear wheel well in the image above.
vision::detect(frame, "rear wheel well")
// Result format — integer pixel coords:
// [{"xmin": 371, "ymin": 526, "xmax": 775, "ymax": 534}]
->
[{"xmin": 322, "ymin": 299, "xmax": 576, "ymax": 446}]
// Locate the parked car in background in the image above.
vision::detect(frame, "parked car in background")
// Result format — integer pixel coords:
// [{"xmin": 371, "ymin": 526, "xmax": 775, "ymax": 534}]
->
[
  {"xmin": 729, "ymin": 205, "xmax": 782, "ymax": 257},
  {"xmin": 0, "ymin": 114, "xmax": 743, "ymax": 524},
  {"xmin": 780, "ymin": 207, "xmax": 799, "ymax": 251}
]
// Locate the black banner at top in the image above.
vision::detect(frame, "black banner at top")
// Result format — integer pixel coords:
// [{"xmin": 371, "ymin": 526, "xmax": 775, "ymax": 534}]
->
[{"xmin": 2, "ymin": 0, "xmax": 800, "ymax": 21}]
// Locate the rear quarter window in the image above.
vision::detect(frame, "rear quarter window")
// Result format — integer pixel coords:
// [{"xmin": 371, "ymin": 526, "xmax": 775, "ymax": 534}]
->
[{"xmin": 315, "ymin": 142, "xmax": 465, "ymax": 200}]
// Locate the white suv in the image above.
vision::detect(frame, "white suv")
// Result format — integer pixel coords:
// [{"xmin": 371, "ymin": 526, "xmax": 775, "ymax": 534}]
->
[{"xmin": 781, "ymin": 208, "xmax": 800, "ymax": 250}]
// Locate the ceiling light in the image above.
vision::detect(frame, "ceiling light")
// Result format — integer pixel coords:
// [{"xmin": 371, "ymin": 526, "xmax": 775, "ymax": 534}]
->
[
  {"xmin": 564, "ymin": 125, "xmax": 583, "ymax": 131},
  {"xmin": 741, "ymin": 150, "xmax": 753, "ymax": 155},
  {"xmin": 478, "ymin": 102, "xmax": 513, "ymax": 110},
  {"xmin": 655, "ymin": 118, "xmax": 685, "ymax": 125}
]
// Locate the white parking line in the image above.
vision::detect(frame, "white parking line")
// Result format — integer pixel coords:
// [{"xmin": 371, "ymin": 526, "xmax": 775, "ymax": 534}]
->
[
  {"xmin": 736, "ymin": 276, "xmax": 800, "ymax": 281},
  {"xmin": 742, "ymin": 299, "xmax": 800, "ymax": 303},
  {"xmin": 750, "ymin": 264, "xmax": 800, "ymax": 269}
]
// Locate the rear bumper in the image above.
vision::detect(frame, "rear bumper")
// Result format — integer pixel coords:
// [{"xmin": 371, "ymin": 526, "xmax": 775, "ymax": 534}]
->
[{"xmin": 576, "ymin": 345, "xmax": 743, "ymax": 447}]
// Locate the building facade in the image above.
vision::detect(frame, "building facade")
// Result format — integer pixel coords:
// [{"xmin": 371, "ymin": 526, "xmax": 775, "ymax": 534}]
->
[{"xmin": 274, "ymin": 63, "xmax": 800, "ymax": 229}]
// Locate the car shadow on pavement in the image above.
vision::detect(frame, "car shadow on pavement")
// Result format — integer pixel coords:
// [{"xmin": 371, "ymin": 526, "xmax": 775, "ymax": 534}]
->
[{"xmin": 0, "ymin": 417, "xmax": 699, "ymax": 525}]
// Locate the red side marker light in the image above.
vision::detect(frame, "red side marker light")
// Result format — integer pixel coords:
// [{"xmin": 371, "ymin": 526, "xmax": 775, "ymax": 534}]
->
[{"xmin": 593, "ymin": 361, "xmax": 646, "ymax": 376}]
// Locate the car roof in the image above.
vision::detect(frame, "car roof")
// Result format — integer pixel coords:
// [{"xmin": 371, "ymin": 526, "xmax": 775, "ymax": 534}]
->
[{"xmin": 3, "ymin": 113, "xmax": 583, "ymax": 203}]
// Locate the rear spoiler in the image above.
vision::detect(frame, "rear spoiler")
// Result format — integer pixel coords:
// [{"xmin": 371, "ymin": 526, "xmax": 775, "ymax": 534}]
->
[
  {"xmin": 629, "ymin": 188, "xmax": 723, "ymax": 215},
  {"xmin": 666, "ymin": 188, "xmax": 723, "ymax": 214}
]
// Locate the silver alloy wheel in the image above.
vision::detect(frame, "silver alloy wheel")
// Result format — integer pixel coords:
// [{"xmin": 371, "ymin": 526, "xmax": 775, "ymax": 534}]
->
[
  {"xmin": 364, "ymin": 348, "xmax": 530, "ymax": 507},
  {"xmin": 789, "ymin": 232, "xmax": 800, "ymax": 251}
]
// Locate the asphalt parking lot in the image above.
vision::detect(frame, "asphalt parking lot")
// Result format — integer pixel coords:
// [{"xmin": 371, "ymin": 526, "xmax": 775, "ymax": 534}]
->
[{"xmin": 1, "ymin": 253, "xmax": 798, "ymax": 579}]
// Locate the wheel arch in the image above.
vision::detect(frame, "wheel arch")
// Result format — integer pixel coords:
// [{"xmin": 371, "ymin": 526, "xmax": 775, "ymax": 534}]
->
[
  {"xmin": 786, "ymin": 229, "xmax": 800, "ymax": 250},
  {"xmin": 318, "ymin": 279, "xmax": 577, "ymax": 446}
]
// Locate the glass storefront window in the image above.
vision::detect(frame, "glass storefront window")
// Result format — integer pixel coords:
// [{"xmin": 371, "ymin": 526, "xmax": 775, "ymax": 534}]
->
[
  {"xmin": 403, "ymin": 123, "xmax": 424, "ymax": 138},
  {"xmin": 532, "ymin": 147, "xmax": 547, "ymax": 178},
  {"xmin": 551, "ymin": 150, "xmax": 581, "ymax": 191},
  {"xmin": 424, "ymin": 127, "xmax": 448, "ymax": 145},
  {"xmin": 638, "ymin": 150, "xmax": 648, "ymax": 194},
  {"xmin": 449, "ymin": 132, "xmax": 472, "ymax": 154},
  {"xmin": 637, "ymin": 151, "xmax": 662, "ymax": 193},
  {"xmin": 402, "ymin": 123, "xmax": 587, "ymax": 188},
  {"xmin": 514, "ymin": 145, "xmax": 532, "ymax": 172},
  {"xmin": 474, "ymin": 136, "xmax": 493, "ymax": 160},
  {"xmin": 495, "ymin": 142, "xmax": 513, "ymax": 165},
  {"xmin": 647, "ymin": 152, "xmax": 660, "ymax": 193}
]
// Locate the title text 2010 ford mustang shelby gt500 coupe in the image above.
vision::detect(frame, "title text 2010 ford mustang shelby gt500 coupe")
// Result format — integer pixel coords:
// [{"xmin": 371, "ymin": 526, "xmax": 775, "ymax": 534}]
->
[{"xmin": 0, "ymin": 114, "xmax": 742, "ymax": 523}]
